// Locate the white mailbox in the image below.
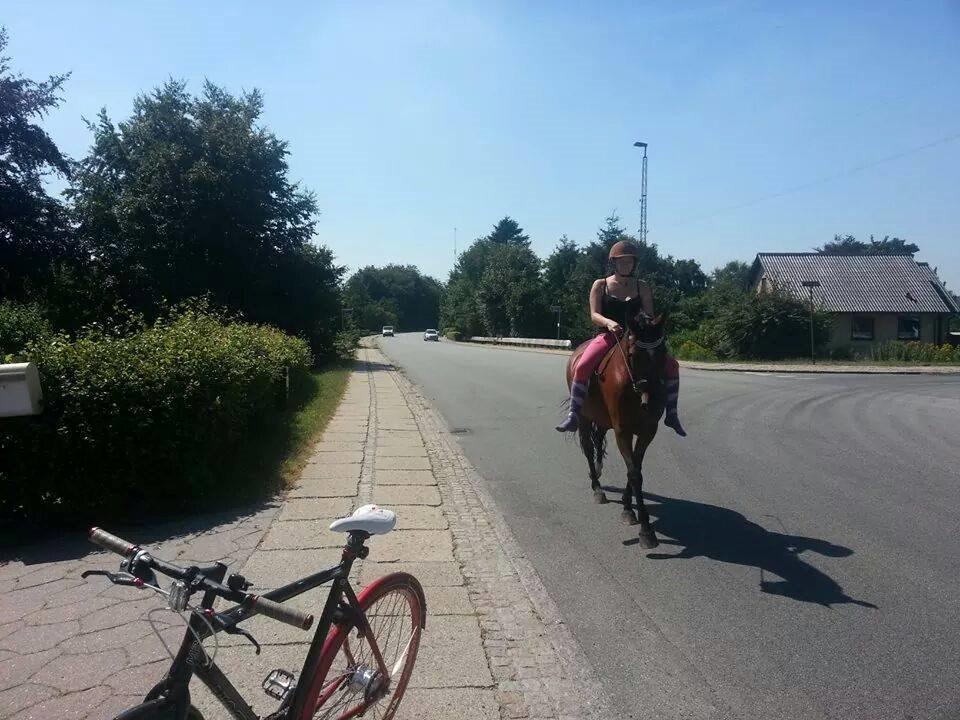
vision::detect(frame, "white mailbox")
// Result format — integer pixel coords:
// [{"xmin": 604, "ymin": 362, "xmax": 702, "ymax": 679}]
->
[{"xmin": 0, "ymin": 362, "xmax": 43, "ymax": 417}]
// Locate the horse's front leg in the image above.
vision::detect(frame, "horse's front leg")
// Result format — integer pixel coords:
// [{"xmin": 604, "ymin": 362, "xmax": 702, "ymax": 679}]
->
[
  {"xmin": 613, "ymin": 430, "xmax": 638, "ymax": 525},
  {"xmin": 632, "ymin": 434, "xmax": 659, "ymax": 549}
]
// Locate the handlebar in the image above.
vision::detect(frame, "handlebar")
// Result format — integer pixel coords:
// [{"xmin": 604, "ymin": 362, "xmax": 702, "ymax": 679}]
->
[{"xmin": 87, "ymin": 527, "xmax": 314, "ymax": 631}]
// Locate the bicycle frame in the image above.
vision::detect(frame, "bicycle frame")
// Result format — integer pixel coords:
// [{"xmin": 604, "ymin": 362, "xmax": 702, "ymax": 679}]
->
[{"xmin": 120, "ymin": 539, "xmax": 377, "ymax": 720}]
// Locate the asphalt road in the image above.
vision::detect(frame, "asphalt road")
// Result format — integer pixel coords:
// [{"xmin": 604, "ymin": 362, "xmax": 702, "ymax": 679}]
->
[{"xmin": 378, "ymin": 333, "xmax": 960, "ymax": 720}]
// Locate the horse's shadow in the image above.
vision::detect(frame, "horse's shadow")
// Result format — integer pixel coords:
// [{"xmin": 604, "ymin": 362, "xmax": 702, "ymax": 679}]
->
[{"xmin": 609, "ymin": 489, "xmax": 877, "ymax": 609}]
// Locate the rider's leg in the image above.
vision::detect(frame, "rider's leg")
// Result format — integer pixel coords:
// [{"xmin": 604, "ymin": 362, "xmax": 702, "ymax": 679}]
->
[
  {"xmin": 556, "ymin": 333, "xmax": 617, "ymax": 432},
  {"xmin": 663, "ymin": 355, "xmax": 686, "ymax": 437}
]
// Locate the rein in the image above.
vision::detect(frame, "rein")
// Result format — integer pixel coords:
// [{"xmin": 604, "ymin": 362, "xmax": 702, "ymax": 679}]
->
[{"xmin": 607, "ymin": 327, "xmax": 665, "ymax": 397}]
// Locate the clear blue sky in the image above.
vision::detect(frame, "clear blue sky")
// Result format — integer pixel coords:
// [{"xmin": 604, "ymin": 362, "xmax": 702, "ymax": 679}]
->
[{"xmin": 7, "ymin": 1, "xmax": 960, "ymax": 287}]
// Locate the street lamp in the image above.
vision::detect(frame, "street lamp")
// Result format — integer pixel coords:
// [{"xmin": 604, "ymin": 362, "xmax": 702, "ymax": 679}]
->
[
  {"xmin": 633, "ymin": 141, "xmax": 648, "ymax": 244},
  {"xmin": 550, "ymin": 305, "xmax": 561, "ymax": 340},
  {"xmin": 801, "ymin": 281, "xmax": 821, "ymax": 363}
]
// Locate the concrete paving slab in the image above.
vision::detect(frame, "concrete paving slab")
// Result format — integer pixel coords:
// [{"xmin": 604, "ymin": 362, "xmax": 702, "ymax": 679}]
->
[
  {"xmin": 375, "ymin": 446, "xmax": 427, "ymax": 457},
  {"xmin": 374, "ymin": 486, "xmax": 441, "ymax": 506},
  {"xmin": 288, "ymin": 476, "xmax": 358, "ymax": 498},
  {"xmin": 309, "ymin": 441, "xmax": 364, "ymax": 453},
  {"xmin": 409, "ymin": 615, "xmax": 493, "ymax": 688},
  {"xmin": 360, "ymin": 562, "xmax": 464, "ymax": 588},
  {"xmin": 377, "ymin": 470, "xmax": 437, "ymax": 486},
  {"xmin": 299, "ymin": 463, "xmax": 361, "ymax": 479},
  {"xmin": 376, "ymin": 457, "xmax": 433, "ymax": 471},
  {"xmin": 260, "ymin": 521, "xmax": 344, "ymax": 550},
  {"xmin": 276, "ymin": 497, "xmax": 354, "ymax": 522},
  {"xmin": 240, "ymin": 549, "xmax": 344, "ymax": 590},
  {"xmin": 394, "ymin": 505, "xmax": 447, "ymax": 530},
  {"xmin": 401, "ymin": 688, "xmax": 499, "ymax": 719},
  {"xmin": 305, "ymin": 450, "xmax": 363, "ymax": 465},
  {"xmin": 422, "ymin": 586, "xmax": 474, "ymax": 615},
  {"xmin": 370, "ymin": 530, "xmax": 454, "ymax": 563}
]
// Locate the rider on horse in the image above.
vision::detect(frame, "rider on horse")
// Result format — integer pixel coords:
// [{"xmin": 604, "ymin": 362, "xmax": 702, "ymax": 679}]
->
[{"xmin": 555, "ymin": 240, "xmax": 686, "ymax": 436}]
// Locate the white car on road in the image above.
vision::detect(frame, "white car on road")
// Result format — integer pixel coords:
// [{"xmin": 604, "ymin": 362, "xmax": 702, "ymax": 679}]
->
[
  {"xmin": 381, "ymin": 326, "xmax": 395, "ymax": 337},
  {"xmin": 423, "ymin": 329, "xmax": 439, "ymax": 342}
]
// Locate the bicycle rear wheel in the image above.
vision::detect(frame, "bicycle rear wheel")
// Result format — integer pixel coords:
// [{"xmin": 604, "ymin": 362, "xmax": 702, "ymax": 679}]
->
[{"xmin": 298, "ymin": 572, "xmax": 425, "ymax": 720}]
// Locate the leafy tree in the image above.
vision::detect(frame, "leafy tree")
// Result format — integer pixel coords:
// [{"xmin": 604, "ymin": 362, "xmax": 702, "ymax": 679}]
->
[
  {"xmin": 343, "ymin": 264, "xmax": 442, "ymax": 332},
  {"xmin": 67, "ymin": 79, "xmax": 342, "ymax": 354},
  {"xmin": 0, "ymin": 28, "xmax": 78, "ymax": 303},
  {"xmin": 713, "ymin": 288, "xmax": 832, "ymax": 359},
  {"xmin": 815, "ymin": 234, "xmax": 919, "ymax": 255},
  {"xmin": 477, "ymin": 243, "xmax": 546, "ymax": 337}
]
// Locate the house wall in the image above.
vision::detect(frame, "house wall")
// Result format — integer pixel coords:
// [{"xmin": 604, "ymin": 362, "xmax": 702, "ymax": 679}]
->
[{"xmin": 829, "ymin": 313, "xmax": 947, "ymax": 349}]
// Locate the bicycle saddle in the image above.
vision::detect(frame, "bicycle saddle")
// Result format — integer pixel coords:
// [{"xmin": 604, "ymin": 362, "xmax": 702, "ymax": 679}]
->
[{"xmin": 329, "ymin": 504, "xmax": 397, "ymax": 535}]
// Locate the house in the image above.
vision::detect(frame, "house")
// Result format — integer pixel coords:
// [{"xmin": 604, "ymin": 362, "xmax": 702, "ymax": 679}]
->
[{"xmin": 749, "ymin": 253, "xmax": 959, "ymax": 349}]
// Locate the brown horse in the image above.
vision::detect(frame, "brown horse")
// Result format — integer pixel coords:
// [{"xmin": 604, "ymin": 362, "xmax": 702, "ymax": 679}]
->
[{"xmin": 565, "ymin": 312, "xmax": 667, "ymax": 549}]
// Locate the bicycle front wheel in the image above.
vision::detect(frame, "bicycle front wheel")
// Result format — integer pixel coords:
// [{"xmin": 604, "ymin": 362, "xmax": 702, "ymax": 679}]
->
[{"xmin": 298, "ymin": 572, "xmax": 425, "ymax": 720}]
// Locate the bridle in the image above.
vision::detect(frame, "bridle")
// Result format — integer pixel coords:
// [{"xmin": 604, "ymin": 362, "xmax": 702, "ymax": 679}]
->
[{"xmin": 608, "ymin": 322, "xmax": 665, "ymax": 400}]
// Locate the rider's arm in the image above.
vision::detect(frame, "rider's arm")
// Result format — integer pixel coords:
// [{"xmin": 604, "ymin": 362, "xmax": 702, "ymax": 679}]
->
[{"xmin": 590, "ymin": 280, "xmax": 616, "ymax": 330}]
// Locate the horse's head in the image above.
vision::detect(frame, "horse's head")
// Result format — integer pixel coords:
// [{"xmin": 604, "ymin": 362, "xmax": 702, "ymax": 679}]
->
[{"xmin": 625, "ymin": 311, "xmax": 667, "ymax": 403}]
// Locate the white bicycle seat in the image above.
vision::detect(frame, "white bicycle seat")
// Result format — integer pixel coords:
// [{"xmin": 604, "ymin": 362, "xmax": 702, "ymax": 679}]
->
[{"xmin": 328, "ymin": 504, "xmax": 397, "ymax": 536}]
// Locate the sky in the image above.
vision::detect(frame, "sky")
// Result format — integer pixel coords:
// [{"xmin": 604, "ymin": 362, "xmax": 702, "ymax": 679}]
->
[{"xmin": 7, "ymin": 1, "xmax": 960, "ymax": 287}]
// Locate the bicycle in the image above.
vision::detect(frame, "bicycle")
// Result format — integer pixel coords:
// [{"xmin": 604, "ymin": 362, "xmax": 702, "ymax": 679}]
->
[{"xmin": 83, "ymin": 504, "xmax": 426, "ymax": 720}]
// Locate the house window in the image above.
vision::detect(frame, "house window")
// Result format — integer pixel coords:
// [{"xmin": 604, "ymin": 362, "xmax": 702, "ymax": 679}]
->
[
  {"xmin": 851, "ymin": 316, "xmax": 874, "ymax": 340},
  {"xmin": 897, "ymin": 315, "xmax": 921, "ymax": 340}
]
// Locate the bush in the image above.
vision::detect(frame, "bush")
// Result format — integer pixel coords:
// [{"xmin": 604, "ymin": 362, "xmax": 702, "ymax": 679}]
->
[
  {"xmin": 444, "ymin": 329, "xmax": 461, "ymax": 341},
  {"xmin": 868, "ymin": 341, "xmax": 960, "ymax": 364},
  {"xmin": 0, "ymin": 308, "xmax": 312, "ymax": 524},
  {"xmin": 0, "ymin": 302, "xmax": 53, "ymax": 358},
  {"xmin": 673, "ymin": 340, "xmax": 718, "ymax": 361},
  {"xmin": 334, "ymin": 327, "xmax": 362, "ymax": 358},
  {"xmin": 713, "ymin": 291, "xmax": 831, "ymax": 359}
]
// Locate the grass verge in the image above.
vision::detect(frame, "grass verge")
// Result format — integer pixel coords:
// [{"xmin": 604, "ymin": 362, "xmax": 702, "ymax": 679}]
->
[{"xmin": 229, "ymin": 362, "xmax": 353, "ymax": 503}]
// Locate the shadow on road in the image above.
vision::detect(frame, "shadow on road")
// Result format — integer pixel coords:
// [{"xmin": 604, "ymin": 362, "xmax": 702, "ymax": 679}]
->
[{"xmin": 626, "ymin": 491, "xmax": 878, "ymax": 609}]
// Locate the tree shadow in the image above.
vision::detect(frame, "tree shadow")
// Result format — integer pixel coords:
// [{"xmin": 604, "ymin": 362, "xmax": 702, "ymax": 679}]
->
[
  {"xmin": 0, "ymin": 498, "xmax": 280, "ymax": 566},
  {"xmin": 624, "ymin": 491, "xmax": 877, "ymax": 609}
]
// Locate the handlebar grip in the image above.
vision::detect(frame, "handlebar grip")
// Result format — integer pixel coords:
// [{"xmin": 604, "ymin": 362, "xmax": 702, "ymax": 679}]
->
[
  {"xmin": 250, "ymin": 595, "xmax": 314, "ymax": 630},
  {"xmin": 89, "ymin": 527, "xmax": 137, "ymax": 556}
]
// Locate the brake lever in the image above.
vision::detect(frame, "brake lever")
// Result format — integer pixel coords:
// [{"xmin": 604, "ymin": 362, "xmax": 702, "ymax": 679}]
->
[
  {"xmin": 81, "ymin": 569, "xmax": 142, "ymax": 587},
  {"xmin": 222, "ymin": 623, "xmax": 262, "ymax": 655}
]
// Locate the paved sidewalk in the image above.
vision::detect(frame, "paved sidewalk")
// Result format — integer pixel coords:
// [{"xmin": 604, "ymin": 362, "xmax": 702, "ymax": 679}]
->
[{"xmin": 1, "ymin": 348, "xmax": 608, "ymax": 719}]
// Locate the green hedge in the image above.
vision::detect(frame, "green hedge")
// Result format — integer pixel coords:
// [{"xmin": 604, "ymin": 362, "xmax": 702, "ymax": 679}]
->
[
  {"xmin": 0, "ymin": 301, "xmax": 53, "ymax": 359},
  {"xmin": 0, "ymin": 307, "xmax": 312, "ymax": 523}
]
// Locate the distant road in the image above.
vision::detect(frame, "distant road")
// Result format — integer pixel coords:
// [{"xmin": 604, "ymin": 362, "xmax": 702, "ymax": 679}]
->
[{"xmin": 379, "ymin": 333, "xmax": 960, "ymax": 720}]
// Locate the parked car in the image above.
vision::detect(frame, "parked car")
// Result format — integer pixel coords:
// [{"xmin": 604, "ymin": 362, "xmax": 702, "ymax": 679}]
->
[
  {"xmin": 382, "ymin": 326, "xmax": 395, "ymax": 337},
  {"xmin": 423, "ymin": 329, "xmax": 439, "ymax": 342}
]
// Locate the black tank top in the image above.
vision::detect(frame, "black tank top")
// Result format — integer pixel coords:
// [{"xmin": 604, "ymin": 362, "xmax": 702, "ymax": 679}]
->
[{"xmin": 600, "ymin": 278, "xmax": 645, "ymax": 329}]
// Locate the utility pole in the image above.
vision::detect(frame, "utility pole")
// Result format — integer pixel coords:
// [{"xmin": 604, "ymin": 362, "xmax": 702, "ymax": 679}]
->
[
  {"xmin": 801, "ymin": 281, "xmax": 821, "ymax": 363},
  {"xmin": 633, "ymin": 141, "xmax": 648, "ymax": 244}
]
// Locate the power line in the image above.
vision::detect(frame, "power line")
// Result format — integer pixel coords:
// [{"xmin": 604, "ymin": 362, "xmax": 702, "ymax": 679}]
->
[{"xmin": 669, "ymin": 130, "xmax": 960, "ymax": 229}]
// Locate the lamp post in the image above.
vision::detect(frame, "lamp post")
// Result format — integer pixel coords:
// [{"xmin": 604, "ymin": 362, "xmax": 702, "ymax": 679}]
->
[
  {"xmin": 801, "ymin": 281, "xmax": 821, "ymax": 363},
  {"xmin": 550, "ymin": 305, "xmax": 561, "ymax": 340},
  {"xmin": 633, "ymin": 141, "xmax": 648, "ymax": 244}
]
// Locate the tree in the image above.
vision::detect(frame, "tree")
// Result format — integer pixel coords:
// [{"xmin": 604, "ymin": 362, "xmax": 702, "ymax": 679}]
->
[
  {"xmin": 68, "ymin": 79, "xmax": 342, "ymax": 353},
  {"xmin": 477, "ymin": 243, "xmax": 547, "ymax": 337},
  {"xmin": 0, "ymin": 28, "xmax": 78, "ymax": 303},
  {"xmin": 487, "ymin": 216, "xmax": 530, "ymax": 246},
  {"xmin": 815, "ymin": 234, "xmax": 919, "ymax": 255},
  {"xmin": 343, "ymin": 265, "xmax": 442, "ymax": 332}
]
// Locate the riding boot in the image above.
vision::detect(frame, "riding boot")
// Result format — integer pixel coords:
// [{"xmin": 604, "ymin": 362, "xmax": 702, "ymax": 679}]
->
[
  {"xmin": 664, "ymin": 378, "xmax": 687, "ymax": 437},
  {"xmin": 556, "ymin": 381, "xmax": 588, "ymax": 432}
]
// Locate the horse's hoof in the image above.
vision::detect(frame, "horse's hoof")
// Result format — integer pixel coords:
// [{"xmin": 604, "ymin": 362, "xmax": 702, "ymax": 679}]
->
[
  {"xmin": 637, "ymin": 530, "xmax": 659, "ymax": 550},
  {"xmin": 593, "ymin": 490, "xmax": 608, "ymax": 504},
  {"xmin": 620, "ymin": 510, "xmax": 638, "ymax": 525}
]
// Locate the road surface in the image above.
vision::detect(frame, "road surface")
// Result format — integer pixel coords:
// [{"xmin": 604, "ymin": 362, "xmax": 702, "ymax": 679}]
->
[{"xmin": 379, "ymin": 333, "xmax": 960, "ymax": 720}]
